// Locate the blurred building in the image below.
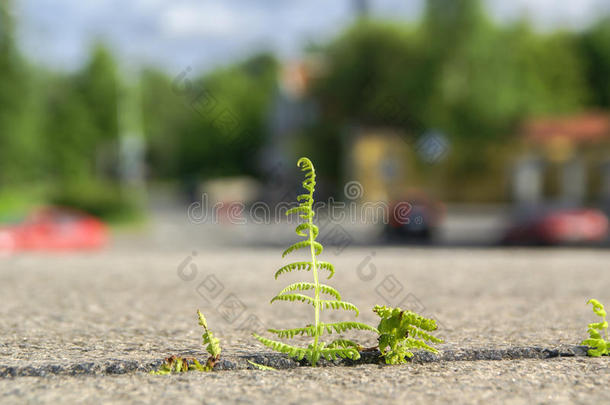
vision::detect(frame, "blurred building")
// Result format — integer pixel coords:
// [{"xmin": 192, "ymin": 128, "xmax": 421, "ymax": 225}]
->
[{"xmin": 512, "ymin": 112, "xmax": 610, "ymax": 207}]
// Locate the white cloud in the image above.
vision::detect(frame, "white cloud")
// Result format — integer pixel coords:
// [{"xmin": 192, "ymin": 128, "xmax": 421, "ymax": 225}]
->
[
  {"xmin": 161, "ymin": 2, "xmax": 265, "ymax": 38},
  {"xmin": 14, "ymin": 0, "xmax": 610, "ymax": 72}
]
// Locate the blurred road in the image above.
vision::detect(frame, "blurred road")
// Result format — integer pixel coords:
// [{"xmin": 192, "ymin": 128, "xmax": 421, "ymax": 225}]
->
[{"xmin": 125, "ymin": 196, "xmax": 512, "ymax": 251}]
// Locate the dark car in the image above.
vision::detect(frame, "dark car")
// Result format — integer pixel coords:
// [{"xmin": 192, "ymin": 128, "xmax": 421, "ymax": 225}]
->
[{"xmin": 385, "ymin": 193, "xmax": 445, "ymax": 243}]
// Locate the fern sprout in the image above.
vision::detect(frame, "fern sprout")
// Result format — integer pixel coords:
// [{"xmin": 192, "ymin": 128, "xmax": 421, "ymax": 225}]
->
[
  {"xmin": 581, "ymin": 299, "xmax": 610, "ymax": 357},
  {"xmin": 254, "ymin": 157, "xmax": 377, "ymax": 366},
  {"xmin": 151, "ymin": 310, "xmax": 221, "ymax": 374},
  {"xmin": 374, "ymin": 305, "xmax": 443, "ymax": 364}
]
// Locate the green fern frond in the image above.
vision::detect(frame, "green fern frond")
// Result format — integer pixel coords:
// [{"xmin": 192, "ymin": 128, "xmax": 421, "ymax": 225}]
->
[
  {"xmin": 253, "ymin": 334, "xmax": 309, "ymax": 361},
  {"xmin": 374, "ymin": 305, "xmax": 442, "ymax": 365},
  {"xmin": 406, "ymin": 325, "xmax": 444, "ymax": 343},
  {"xmin": 374, "ymin": 305, "xmax": 438, "ymax": 332},
  {"xmin": 327, "ymin": 339, "xmax": 361, "ymax": 350},
  {"xmin": 320, "ymin": 300, "xmax": 359, "ymax": 315},
  {"xmin": 282, "ymin": 240, "xmax": 323, "ymax": 257},
  {"xmin": 277, "ymin": 282, "xmax": 341, "ymax": 300},
  {"xmin": 268, "ymin": 325, "xmax": 321, "ymax": 338},
  {"xmin": 274, "ymin": 261, "xmax": 312, "ymax": 279},
  {"xmin": 319, "ymin": 347, "xmax": 360, "ymax": 361},
  {"xmin": 198, "ymin": 309, "xmax": 221, "ymax": 358},
  {"xmin": 295, "ymin": 223, "xmax": 319, "ymax": 238},
  {"xmin": 271, "ymin": 294, "xmax": 359, "ymax": 315},
  {"xmin": 274, "ymin": 261, "xmax": 334, "ymax": 279},
  {"xmin": 247, "ymin": 360, "xmax": 277, "ymax": 371},
  {"xmin": 324, "ymin": 321, "xmax": 379, "ymax": 334},
  {"xmin": 286, "ymin": 206, "xmax": 314, "ymax": 218},
  {"xmin": 254, "ymin": 157, "xmax": 371, "ymax": 367},
  {"xmin": 150, "ymin": 356, "xmax": 206, "ymax": 375},
  {"xmin": 268, "ymin": 322, "xmax": 377, "ymax": 339},
  {"xmin": 317, "ymin": 261, "xmax": 335, "ymax": 278},
  {"xmin": 271, "ymin": 293, "xmax": 315, "ymax": 305},
  {"xmin": 297, "ymin": 194, "xmax": 313, "ymax": 203},
  {"xmin": 581, "ymin": 298, "xmax": 610, "ymax": 357}
]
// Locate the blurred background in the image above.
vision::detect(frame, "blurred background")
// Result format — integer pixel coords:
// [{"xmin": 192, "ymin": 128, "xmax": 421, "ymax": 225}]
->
[{"xmin": 2, "ymin": 0, "xmax": 610, "ymax": 251}]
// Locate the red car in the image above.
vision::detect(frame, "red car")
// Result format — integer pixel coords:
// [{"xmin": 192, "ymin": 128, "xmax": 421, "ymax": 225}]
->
[
  {"xmin": 502, "ymin": 208, "xmax": 608, "ymax": 245},
  {"xmin": 0, "ymin": 207, "xmax": 108, "ymax": 254}
]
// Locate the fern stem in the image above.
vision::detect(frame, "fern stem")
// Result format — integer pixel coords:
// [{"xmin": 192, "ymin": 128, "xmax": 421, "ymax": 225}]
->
[{"xmin": 309, "ymin": 191, "xmax": 321, "ymax": 354}]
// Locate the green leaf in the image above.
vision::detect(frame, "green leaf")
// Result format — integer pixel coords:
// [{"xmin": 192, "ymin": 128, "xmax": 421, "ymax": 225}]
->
[
  {"xmin": 320, "ymin": 300, "xmax": 359, "ymax": 315},
  {"xmin": 268, "ymin": 322, "xmax": 377, "ymax": 339},
  {"xmin": 327, "ymin": 339, "xmax": 361, "ymax": 350},
  {"xmin": 253, "ymin": 334, "xmax": 310, "ymax": 361},
  {"xmin": 317, "ymin": 261, "xmax": 335, "ymax": 278},
  {"xmin": 277, "ymin": 282, "xmax": 341, "ymax": 300},
  {"xmin": 295, "ymin": 223, "xmax": 319, "ymax": 238},
  {"xmin": 374, "ymin": 304, "xmax": 443, "ymax": 365},
  {"xmin": 319, "ymin": 347, "xmax": 360, "ymax": 361},
  {"xmin": 286, "ymin": 206, "xmax": 314, "ymax": 219},
  {"xmin": 282, "ymin": 240, "xmax": 323, "ymax": 257},
  {"xmin": 271, "ymin": 293, "xmax": 315, "ymax": 305},
  {"xmin": 253, "ymin": 157, "xmax": 366, "ymax": 367},
  {"xmin": 274, "ymin": 261, "xmax": 312, "ymax": 279},
  {"xmin": 324, "ymin": 321, "xmax": 378, "ymax": 334},
  {"xmin": 247, "ymin": 360, "xmax": 277, "ymax": 371}
]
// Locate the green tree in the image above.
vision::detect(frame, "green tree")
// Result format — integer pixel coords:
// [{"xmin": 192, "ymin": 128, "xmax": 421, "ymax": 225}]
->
[
  {"xmin": 579, "ymin": 17, "xmax": 610, "ymax": 108},
  {"xmin": 0, "ymin": 0, "xmax": 41, "ymax": 184},
  {"xmin": 75, "ymin": 43, "xmax": 120, "ymax": 142},
  {"xmin": 167, "ymin": 53, "xmax": 278, "ymax": 179},
  {"xmin": 43, "ymin": 44, "xmax": 120, "ymax": 184},
  {"xmin": 141, "ymin": 68, "xmax": 192, "ymax": 178}
]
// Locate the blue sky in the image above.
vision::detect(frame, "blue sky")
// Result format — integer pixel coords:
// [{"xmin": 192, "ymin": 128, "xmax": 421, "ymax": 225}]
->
[{"xmin": 13, "ymin": 0, "xmax": 610, "ymax": 74}]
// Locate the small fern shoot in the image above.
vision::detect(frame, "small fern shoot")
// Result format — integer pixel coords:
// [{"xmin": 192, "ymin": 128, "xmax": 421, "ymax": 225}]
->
[
  {"xmin": 198, "ymin": 309, "xmax": 222, "ymax": 370},
  {"xmin": 247, "ymin": 360, "xmax": 277, "ymax": 371},
  {"xmin": 151, "ymin": 355, "xmax": 206, "ymax": 375},
  {"xmin": 581, "ymin": 299, "xmax": 610, "ymax": 357},
  {"xmin": 374, "ymin": 305, "xmax": 443, "ymax": 365},
  {"xmin": 151, "ymin": 310, "xmax": 221, "ymax": 375},
  {"xmin": 254, "ymin": 157, "xmax": 376, "ymax": 366}
]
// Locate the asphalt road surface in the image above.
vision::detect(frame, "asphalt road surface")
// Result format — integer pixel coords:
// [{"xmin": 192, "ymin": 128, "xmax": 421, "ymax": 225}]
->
[{"xmin": 1, "ymin": 244, "xmax": 609, "ymax": 404}]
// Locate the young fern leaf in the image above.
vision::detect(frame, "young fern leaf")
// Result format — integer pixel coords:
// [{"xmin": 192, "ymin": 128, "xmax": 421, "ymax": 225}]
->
[
  {"xmin": 320, "ymin": 300, "xmax": 359, "ymax": 314},
  {"xmin": 253, "ymin": 334, "xmax": 309, "ymax": 361},
  {"xmin": 151, "ymin": 311, "xmax": 221, "ymax": 375},
  {"xmin": 374, "ymin": 305, "xmax": 443, "ymax": 365},
  {"xmin": 255, "ymin": 157, "xmax": 375, "ymax": 366},
  {"xmin": 327, "ymin": 339, "xmax": 361, "ymax": 350},
  {"xmin": 277, "ymin": 282, "xmax": 341, "ymax": 300},
  {"xmin": 274, "ymin": 261, "xmax": 312, "ymax": 279},
  {"xmin": 580, "ymin": 299, "xmax": 610, "ymax": 357},
  {"xmin": 319, "ymin": 347, "xmax": 360, "ymax": 361},
  {"xmin": 270, "ymin": 293, "xmax": 359, "ymax": 315},
  {"xmin": 324, "ymin": 321, "xmax": 378, "ymax": 334},
  {"xmin": 268, "ymin": 321, "xmax": 378, "ymax": 339},
  {"xmin": 282, "ymin": 240, "xmax": 323, "ymax": 257},
  {"xmin": 271, "ymin": 293, "xmax": 315, "ymax": 305},
  {"xmin": 317, "ymin": 262, "xmax": 335, "ymax": 279},
  {"xmin": 247, "ymin": 360, "xmax": 277, "ymax": 371}
]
